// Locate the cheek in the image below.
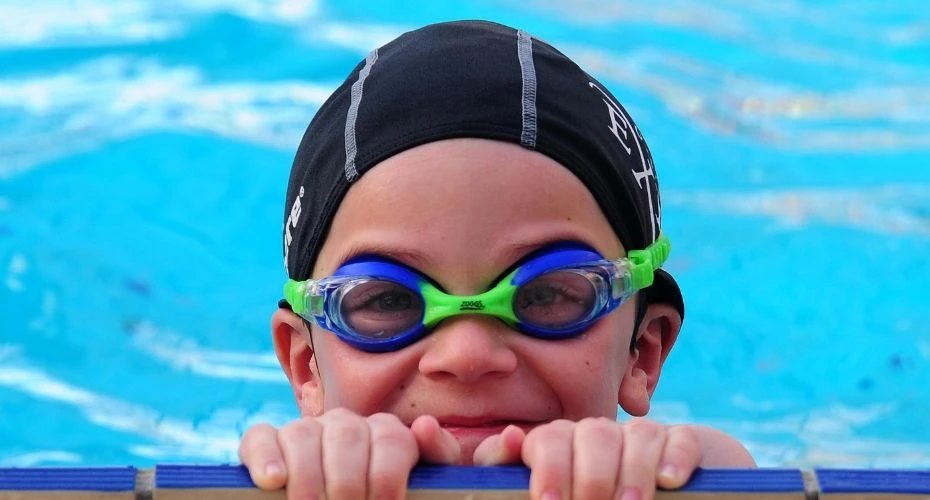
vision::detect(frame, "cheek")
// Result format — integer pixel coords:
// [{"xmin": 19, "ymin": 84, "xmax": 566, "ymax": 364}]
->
[
  {"xmin": 312, "ymin": 329, "xmax": 419, "ymax": 412},
  {"xmin": 545, "ymin": 317, "xmax": 632, "ymax": 418}
]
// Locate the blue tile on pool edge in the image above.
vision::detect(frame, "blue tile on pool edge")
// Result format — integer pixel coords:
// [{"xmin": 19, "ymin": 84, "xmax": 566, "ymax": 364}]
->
[{"xmin": 0, "ymin": 467, "xmax": 136, "ymax": 491}]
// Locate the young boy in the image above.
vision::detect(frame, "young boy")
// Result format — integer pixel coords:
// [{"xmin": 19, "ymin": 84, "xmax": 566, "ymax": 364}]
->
[{"xmin": 239, "ymin": 20, "xmax": 755, "ymax": 500}]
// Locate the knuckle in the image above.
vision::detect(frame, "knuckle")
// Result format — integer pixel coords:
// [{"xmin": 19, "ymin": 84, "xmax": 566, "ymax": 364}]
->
[
  {"xmin": 370, "ymin": 423, "xmax": 416, "ymax": 452},
  {"xmin": 325, "ymin": 407, "xmax": 357, "ymax": 419},
  {"xmin": 277, "ymin": 418, "xmax": 321, "ymax": 443},
  {"xmin": 242, "ymin": 422, "xmax": 276, "ymax": 439},
  {"xmin": 239, "ymin": 424, "xmax": 277, "ymax": 456},
  {"xmin": 668, "ymin": 425, "xmax": 702, "ymax": 455},
  {"xmin": 368, "ymin": 412, "xmax": 406, "ymax": 428},
  {"xmin": 624, "ymin": 418, "xmax": 664, "ymax": 439},
  {"xmin": 576, "ymin": 417, "xmax": 620, "ymax": 442},
  {"xmin": 526, "ymin": 426, "xmax": 563, "ymax": 446},
  {"xmin": 328, "ymin": 420, "xmax": 368, "ymax": 445},
  {"xmin": 528, "ymin": 419, "xmax": 574, "ymax": 440},
  {"xmin": 672, "ymin": 424, "xmax": 700, "ymax": 444}
]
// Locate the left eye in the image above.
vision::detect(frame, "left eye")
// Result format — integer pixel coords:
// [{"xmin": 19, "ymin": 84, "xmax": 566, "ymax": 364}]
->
[{"xmin": 513, "ymin": 270, "xmax": 596, "ymax": 327}]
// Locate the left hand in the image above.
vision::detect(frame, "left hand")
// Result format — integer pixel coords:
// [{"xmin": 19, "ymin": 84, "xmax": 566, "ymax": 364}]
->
[{"xmin": 472, "ymin": 417, "xmax": 702, "ymax": 500}]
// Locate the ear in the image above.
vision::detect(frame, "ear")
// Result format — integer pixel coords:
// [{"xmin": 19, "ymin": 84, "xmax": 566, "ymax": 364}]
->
[
  {"xmin": 271, "ymin": 308, "xmax": 324, "ymax": 416},
  {"xmin": 617, "ymin": 301, "xmax": 682, "ymax": 417}
]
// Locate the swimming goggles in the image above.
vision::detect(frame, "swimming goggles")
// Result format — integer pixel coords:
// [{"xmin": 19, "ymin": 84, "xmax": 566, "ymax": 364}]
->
[{"xmin": 283, "ymin": 235, "xmax": 670, "ymax": 353}]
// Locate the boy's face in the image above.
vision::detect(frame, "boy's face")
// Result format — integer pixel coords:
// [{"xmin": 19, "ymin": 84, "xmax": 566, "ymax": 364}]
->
[{"xmin": 273, "ymin": 138, "xmax": 678, "ymax": 459}]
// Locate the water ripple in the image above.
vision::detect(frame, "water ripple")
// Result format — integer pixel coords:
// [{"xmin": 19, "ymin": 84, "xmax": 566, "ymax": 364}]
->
[
  {"xmin": 664, "ymin": 185, "xmax": 930, "ymax": 236},
  {"xmin": 0, "ymin": 57, "xmax": 332, "ymax": 177},
  {"xmin": 125, "ymin": 320, "xmax": 286, "ymax": 383},
  {"xmin": 568, "ymin": 46, "xmax": 930, "ymax": 150},
  {"xmin": 0, "ymin": 0, "xmax": 321, "ymax": 48},
  {"xmin": 0, "ymin": 346, "xmax": 292, "ymax": 463}
]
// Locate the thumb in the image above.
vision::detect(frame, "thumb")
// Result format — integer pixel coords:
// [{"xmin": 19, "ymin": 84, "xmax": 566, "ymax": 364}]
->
[
  {"xmin": 410, "ymin": 415, "xmax": 461, "ymax": 464},
  {"xmin": 473, "ymin": 425, "xmax": 526, "ymax": 466}
]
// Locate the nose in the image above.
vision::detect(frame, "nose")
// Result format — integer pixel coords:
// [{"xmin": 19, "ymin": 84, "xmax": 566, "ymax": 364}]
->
[{"xmin": 417, "ymin": 316, "xmax": 518, "ymax": 383}]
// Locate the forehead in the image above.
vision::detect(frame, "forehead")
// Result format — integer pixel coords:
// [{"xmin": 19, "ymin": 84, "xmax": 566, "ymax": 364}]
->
[{"xmin": 314, "ymin": 139, "xmax": 622, "ymax": 284}]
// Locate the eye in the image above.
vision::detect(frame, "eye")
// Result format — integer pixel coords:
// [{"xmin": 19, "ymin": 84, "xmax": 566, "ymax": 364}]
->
[
  {"xmin": 514, "ymin": 270, "xmax": 596, "ymax": 328},
  {"xmin": 340, "ymin": 280, "xmax": 423, "ymax": 338}
]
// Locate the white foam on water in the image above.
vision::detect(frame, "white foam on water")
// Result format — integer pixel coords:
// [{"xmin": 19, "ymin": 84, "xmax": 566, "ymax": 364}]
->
[
  {"xmin": 663, "ymin": 185, "xmax": 930, "ymax": 237},
  {"xmin": 0, "ymin": 0, "xmax": 177, "ymax": 47},
  {"xmin": 919, "ymin": 340, "xmax": 930, "ymax": 359},
  {"xmin": 526, "ymin": 0, "xmax": 753, "ymax": 39},
  {"xmin": 0, "ymin": 347, "xmax": 255, "ymax": 462},
  {"xmin": 565, "ymin": 45, "xmax": 930, "ymax": 150},
  {"xmin": 126, "ymin": 320, "xmax": 286, "ymax": 383},
  {"xmin": 693, "ymin": 402, "xmax": 930, "ymax": 467},
  {"xmin": 0, "ymin": 451, "xmax": 83, "ymax": 467},
  {"xmin": 301, "ymin": 21, "xmax": 406, "ymax": 53},
  {"xmin": 0, "ymin": 57, "xmax": 334, "ymax": 178},
  {"xmin": 528, "ymin": 0, "xmax": 928, "ymax": 48},
  {"xmin": 648, "ymin": 395, "xmax": 930, "ymax": 467},
  {"xmin": 0, "ymin": 0, "xmax": 321, "ymax": 48},
  {"xmin": 0, "ymin": 0, "xmax": 406, "ymax": 55},
  {"xmin": 128, "ymin": 402, "xmax": 296, "ymax": 461},
  {"xmin": 5, "ymin": 253, "xmax": 28, "ymax": 292}
]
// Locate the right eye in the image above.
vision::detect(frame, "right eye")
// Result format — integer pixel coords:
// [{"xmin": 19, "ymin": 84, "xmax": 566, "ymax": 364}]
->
[
  {"xmin": 513, "ymin": 270, "xmax": 597, "ymax": 328},
  {"xmin": 340, "ymin": 280, "xmax": 424, "ymax": 338}
]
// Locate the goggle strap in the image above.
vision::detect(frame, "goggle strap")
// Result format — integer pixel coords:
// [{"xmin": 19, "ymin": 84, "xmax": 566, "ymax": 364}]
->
[{"xmin": 626, "ymin": 234, "xmax": 671, "ymax": 290}]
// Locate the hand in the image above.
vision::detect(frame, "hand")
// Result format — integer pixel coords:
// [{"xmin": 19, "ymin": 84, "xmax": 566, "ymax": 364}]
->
[
  {"xmin": 238, "ymin": 410, "xmax": 463, "ymax": 500},
  {"xmin": 474, "ymin": 417, "xmax": 702, "ymax": 500}
]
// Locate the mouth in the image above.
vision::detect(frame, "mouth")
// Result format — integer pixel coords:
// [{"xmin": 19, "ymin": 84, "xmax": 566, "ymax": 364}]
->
[{"xmin": 437, "ymin": 417, "xmax": 540, "ymax": 435}]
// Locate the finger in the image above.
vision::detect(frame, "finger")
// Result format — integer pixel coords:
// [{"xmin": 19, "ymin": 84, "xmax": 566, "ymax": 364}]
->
[
  {"xmin": 367, "ymin": 413, "xmax": 419, "ymax": 500},
  {"xmin": 276, "ymin": 418, "xmax": 325, "ymax": 500},
  {"xmin": 473, "ymin": 425, "xmax": 526, "ymax": 466},
  {"xmin": 618, "ymin": 418, "xmax": 668, "ymax": 500},
  {"xmin": 522, "ymin": 420, "xmax": 574, "ymax": 500},
  {"xmin": 656, "ymin": 425, "xmax": 703, "ymax": 489},
  {"xmin": 410, "ymin": 415, "xmax": 461, "ymax": 463},
  {"xmin": 238, "ymin": 423, "xmax": 287, "ymax": 490},
  {"xmin": 319, "ymin": 409, "xmax": 371, "ymax": 499},
  {"xmin": 571, "ymin": 418, "xmax": 622, "ymax": 500}
]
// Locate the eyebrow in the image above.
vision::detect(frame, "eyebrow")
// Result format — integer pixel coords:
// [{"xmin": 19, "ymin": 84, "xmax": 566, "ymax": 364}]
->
[
  {"xmin": 336, "ymin": 243, "xmax": 437, "ymax": 271},
  {"xmin": 336, "ymin": 232, "xmax": 602, "ymax": 276}
]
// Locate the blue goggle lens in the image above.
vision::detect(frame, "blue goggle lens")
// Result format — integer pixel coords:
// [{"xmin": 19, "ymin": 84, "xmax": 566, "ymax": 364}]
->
[
  {"xmin": 512, "ymin": 269, "xmax": 599, "ymax": 329},
  {"xmin": 338, "ymin": 280, "xmax": 424, "ymax": 339}
]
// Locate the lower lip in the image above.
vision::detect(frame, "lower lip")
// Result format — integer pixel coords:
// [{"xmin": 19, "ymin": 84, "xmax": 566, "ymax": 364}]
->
[{"xmin": 440, "ymin": 422, "xmax": 532, "ymax": 439}]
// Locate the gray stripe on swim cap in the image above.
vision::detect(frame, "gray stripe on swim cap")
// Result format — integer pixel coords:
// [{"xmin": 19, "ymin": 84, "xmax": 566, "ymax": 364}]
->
[
  {"xmin": 516, "ymin": 30, "xmax": 537, "ymax": 149},
  {"xmin": 344, "ymin": 48, "xmax": 379, "ymax": 182}
]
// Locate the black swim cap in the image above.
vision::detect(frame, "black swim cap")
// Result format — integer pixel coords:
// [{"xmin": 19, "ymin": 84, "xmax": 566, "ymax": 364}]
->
[{"xmin": 282, "ymin": 20, "xmax": 684, "ymax": 319}]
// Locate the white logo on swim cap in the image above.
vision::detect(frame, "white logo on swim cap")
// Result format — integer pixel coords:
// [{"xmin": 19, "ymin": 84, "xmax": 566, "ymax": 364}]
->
[
  {"xmin": 589, "ymin": 82, "xmax": 660, "ymax": 241},
  {"xmin": 283, "ymin": 185, "xmax": 305, "ymax": 270}
]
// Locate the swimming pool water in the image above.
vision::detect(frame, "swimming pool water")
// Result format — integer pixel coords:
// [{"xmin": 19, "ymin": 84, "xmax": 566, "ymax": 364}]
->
[{"xmin": 1, "ymin": 0, "xmax": 929, "ymax": 468}]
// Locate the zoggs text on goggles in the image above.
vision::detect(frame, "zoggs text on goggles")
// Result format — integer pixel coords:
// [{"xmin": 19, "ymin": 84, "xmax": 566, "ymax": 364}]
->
[{"xmin": 283, "ymin": 236, "xmax": 670, "ymax": 352}]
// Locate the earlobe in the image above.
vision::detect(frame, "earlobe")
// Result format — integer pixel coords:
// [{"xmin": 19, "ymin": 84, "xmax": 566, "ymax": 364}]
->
[
  {"xmin": 271, "ymin": 308, "xmax": 324, "ymax": 416},
  {"xmin": 617, "ymin": 302, "xmax": 682, "ymax": 416}
]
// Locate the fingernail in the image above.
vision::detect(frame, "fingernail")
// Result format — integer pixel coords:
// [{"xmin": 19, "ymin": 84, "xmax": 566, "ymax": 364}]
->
[
  {"xmin": 541, "ymin": 489, "xmax": 561, "ymax": 500},
  {"xmin": 659, "ymin": 464, "xmax": 678, "ymax": 481},
  {"xmin": 621, "ymin": 486, "xmax": 641, "ymax": 500},
  {"xmin": 264, "ymin": 462, "xmax": 283, "ymax": 478}
]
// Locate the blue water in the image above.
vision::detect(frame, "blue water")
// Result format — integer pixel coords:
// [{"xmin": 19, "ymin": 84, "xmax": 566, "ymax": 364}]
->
[{"xmin": 1, "ymin": 0, "xmax": 929, "ymax": 468}]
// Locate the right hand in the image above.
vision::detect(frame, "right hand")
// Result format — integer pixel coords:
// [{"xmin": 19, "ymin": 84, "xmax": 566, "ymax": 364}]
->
[{"xmin": 239, "ymin": 408, "xmax": 465, "ymax": 499}]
